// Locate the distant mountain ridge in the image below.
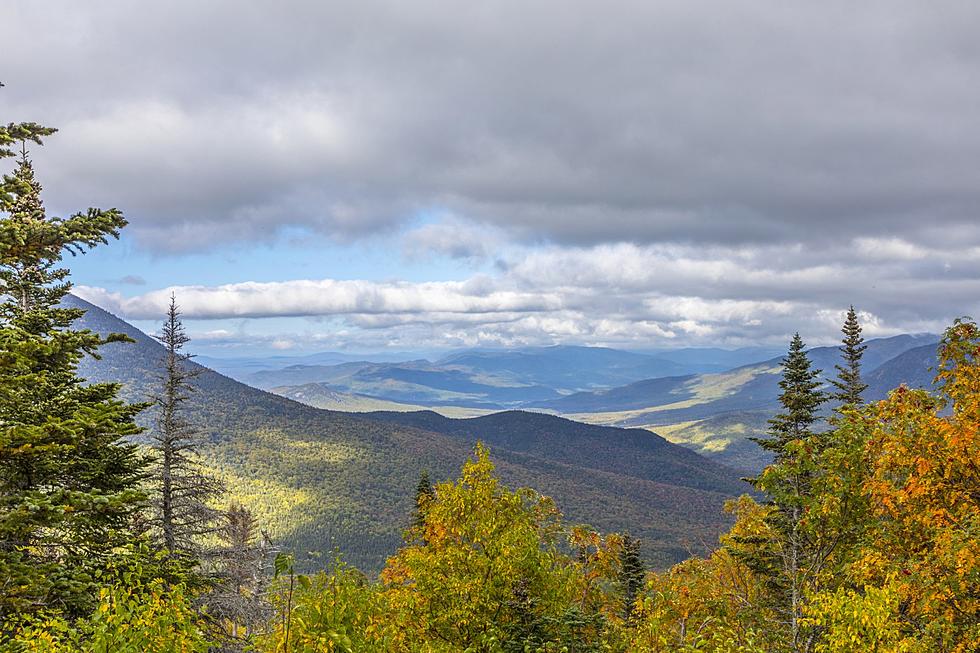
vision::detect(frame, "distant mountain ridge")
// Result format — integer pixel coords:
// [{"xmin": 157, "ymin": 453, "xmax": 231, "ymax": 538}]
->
[
  {"xmin": 532, "ymin": 334, "xmax": 939, "ymax": 471},
  {"xmin": 64, "ymin": 294, "xmax": 748, "ymax": 571},
  {"xmin": 228, "ymin": 344, "xmax": 786, "ymax": 406}
]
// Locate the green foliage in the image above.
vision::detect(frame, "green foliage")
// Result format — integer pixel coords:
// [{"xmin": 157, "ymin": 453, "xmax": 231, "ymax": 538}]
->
[
  {"xmin": 4, "ymin": 581, "xmax": 210, "ymax": 653},
  {"xmin": 381, "ymin": 442, "xmax": 605, "ymax": 650},
  {"xmin": 411, "ymin": 469, "xmax": 435, "ymax": 534},
  {"xmin": 0, "ymin": 103, "xmax": 149, "ymax": 626},
  {"xmin": 831, "ymin": 306, "xmax": 867, "ymax": 409},
  {"xmin": 742, "ymin": 334, "xmax": 831, "ymax": 651},
  {"xmin": 259, "ymin": 559, "xmax": 384, "ymax": 653},
  {"xmin": 803, "ymin": 579, "xmax": 916, "ymax": 653}
]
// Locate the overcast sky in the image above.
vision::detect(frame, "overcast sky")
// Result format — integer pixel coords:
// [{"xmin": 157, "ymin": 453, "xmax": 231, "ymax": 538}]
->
[{"xmin": 6, "ymin": 1, "xmax": 980, "ymax": 355}]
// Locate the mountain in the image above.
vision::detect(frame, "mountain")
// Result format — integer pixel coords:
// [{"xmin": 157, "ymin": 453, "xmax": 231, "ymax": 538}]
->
[
  {"xmin": 533, "ymin": 335, "xmax": 939, "ymax": 471},
  {"xmin": 865, "ymin": 343, "xmax": 939, "ymax": 400},
  {"xmin": 250, "ymin": 360, "xmax": 562, "ymax": 406},
  {"xmin": 243, "ymin": 345, "xmax": 756, "ymax": 406},
  {"xmin": 198, "ymin": 350, "xmax": 427, "ymax": 383},
  {"xmin": 638, "ymin": 346, "xmax": 784, "ymax": 370},
  {"xmin": 64, "ymin": 294, "xmax": 748, "ymax": 571},
  {"xmin": 361, "ymin": 410, "xmax": 744, "ymax": 495},
  {"xmin": 269, "ymin": 383, "xmax": 495, "ymax": 418},
  {"xmin": 433, "ymin": 345, "xmax": 711, "ymax": 386}
]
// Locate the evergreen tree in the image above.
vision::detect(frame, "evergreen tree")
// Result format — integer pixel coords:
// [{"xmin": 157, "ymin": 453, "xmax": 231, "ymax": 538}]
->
[
  {"xmin": 831, "ymin": 305, "xmax": 867, "ymax": 409},
  {"xmin": 148, "ymin": 296, "xmax": 224, "ymax": 564},
  {"xmin": 618, "ymin": 533, "xmax": 645, "ymax": 621},
  {"xmin": 744, "ymin": 333, "xmax": 828, "ymax": 653},
  {"xmin": 0, "ymin": 117, "xmax": 148, "ymax": 624},
  {"xmin": 752, "ymin": 333, "xmax": 827, "ymax": 464},
  {"xmin": 412, "ymin": 469, "xmax": 435, "ymax": 534}
]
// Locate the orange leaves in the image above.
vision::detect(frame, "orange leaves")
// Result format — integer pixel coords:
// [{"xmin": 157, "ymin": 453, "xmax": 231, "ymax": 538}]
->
[{"xmin": 848, "ymin": 321, "xmax": 980, "ymax": 651}]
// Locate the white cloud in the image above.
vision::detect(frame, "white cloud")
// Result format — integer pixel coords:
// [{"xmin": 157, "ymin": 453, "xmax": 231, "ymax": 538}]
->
[{"xmin": 73, "ymin": 233, "xmax": 980, "ymax": 350}]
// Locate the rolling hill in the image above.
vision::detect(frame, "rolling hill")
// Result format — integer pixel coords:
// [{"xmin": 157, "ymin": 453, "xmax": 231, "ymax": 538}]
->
[{"xmin": 65, "ymin": 294, "xmax": 749, "ymax": 571}]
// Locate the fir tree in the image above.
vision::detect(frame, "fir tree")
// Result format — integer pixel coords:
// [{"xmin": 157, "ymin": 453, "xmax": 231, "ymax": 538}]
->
[
  {"xmin": 618, "ymin": 533, "xmax": 645, "ymax": 621},
  {"xmin": 831, "ymin": 306, "xmax": 867, "ymax": 409},
  {"xmin": 0, "ymin": 117, "xmax": 148, "ymax": 623},
  {"xmin": 149, "ymin": 296, "xmax": 224, "ymax": 564}
]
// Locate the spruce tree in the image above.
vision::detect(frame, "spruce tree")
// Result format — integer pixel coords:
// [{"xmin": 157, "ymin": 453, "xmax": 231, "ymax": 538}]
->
[
  {"xmin": 618, "ymin": 533, "xmax": 645, "ymax": 621},
  {"xmin": 0, "ymin": 116, "xmax": 148, "ymax": 623},
  {"xmin": 746, "ymin": 333, "xmax": 828, "ymax": 653},
  {"xmin": 831, "ymin": 306, "xmax": 867, "ymax": 408},
  {"xmin": 752, "ymin": 333, "xmax": 827, "ymax": 464},
  {"xmin": 412, "ymin": 470, "xmax": 435, "ymax": 535},
  {"xmin": 149, "ymin": 296, "xmax": 224, "ymax": 565}
]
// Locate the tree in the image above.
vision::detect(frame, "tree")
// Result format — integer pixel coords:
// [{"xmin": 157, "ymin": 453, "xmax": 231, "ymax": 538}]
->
[
  {"xmin": 148, "ymin": 296, "xmax": 224, "ymax": 564},
  {"xmin": 744, "ymin": 333, "xmax": 828, "ymax": 653},
  {"xmin": 830, "ymin": 306, "xmax": 867, "ymax": 409},
  {"xmin": 845, "ymin": 320, "xmax": 979, "ymax": 651},
  {"xmin": 411, "ymin": 469, "xmax": 434, "ymax": 536},
  {"xmin": 619, "ymin": 533, "xmax": 645, "ymax": 621},
  {"xmin": 207, "ymin": 502, "xmax": 272, "ymax": 651},
  {"xmin": 381, "ymin": 443, "xmax": 610, "ymax": 650},
  {"xmin": 0, "ymin": 111, "xmax": 149, "ymax": 625}
]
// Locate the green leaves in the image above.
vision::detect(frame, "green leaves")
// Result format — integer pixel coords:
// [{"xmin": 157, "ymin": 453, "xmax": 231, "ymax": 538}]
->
[{"xmin": 274, "ymin": 552, "xmax": 295, "ymax": 579}]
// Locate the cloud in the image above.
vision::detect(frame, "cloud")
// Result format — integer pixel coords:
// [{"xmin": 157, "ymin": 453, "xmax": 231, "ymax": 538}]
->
[
  {"xmin": 5, "ymin": 1, "xmax": 980, "ymax": 253},
  {"xmin": 74, "ymin": 234, "xmax": 979, "ymax": 350},
  {"xmin": 9, "ymin": 2, "xmax": 980, "ymax": 351},
  {"xmin": 401, "ymin": 217, "xmax": 504, "ymax": 262},
  {"xmin": 74, "ymin": 278, "xmax": 562, "ymax": 320}
]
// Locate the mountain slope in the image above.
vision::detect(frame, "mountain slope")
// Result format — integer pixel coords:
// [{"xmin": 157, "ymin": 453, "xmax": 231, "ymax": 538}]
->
[
  {"xmin": 865, "ymin": 343, "xmax": 938, "ymax": 400},
  {"xmin": 65, "ymin": 294, "xmax": 746, "ymax": 570},
  {"xmin": 362, "ymin": 410, "xmax": 747, "ymax": 496}
]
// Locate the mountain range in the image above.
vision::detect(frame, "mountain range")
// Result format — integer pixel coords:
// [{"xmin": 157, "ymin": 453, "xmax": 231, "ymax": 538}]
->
[
  {"xmin": 240, "ymin": 334, "xmax": 939, "ymax": 471},
  {"xmin": 65, "ymin": 294, "xmax": 750, "ymax": 572}
]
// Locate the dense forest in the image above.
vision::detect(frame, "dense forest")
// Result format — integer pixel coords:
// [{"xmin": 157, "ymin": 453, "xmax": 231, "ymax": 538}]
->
[{"xmin": 2, "ymin": 112, "xmax": 978, "ymax": 652}]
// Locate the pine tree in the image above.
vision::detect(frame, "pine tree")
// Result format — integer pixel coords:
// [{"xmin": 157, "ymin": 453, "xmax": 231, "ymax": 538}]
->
[
  {"xmin": 412, "ymin": 469, "xmax": 435, "ymax": 535},
  {"xmin": 745, "ymin": 333, "xmax": 828, "ymax": 653},
  {"xmin": 149, "ymin": 296, "xmax": 224, "ymax": 565},
  {"xmin": 831, "ymin": 306, "xmax": 867, "ymax": 409},
  {"xmin": 618, "ymin": 533, "xmax": 645, "ymax": 621},
  {"xmin": 0, "ymin": 116, "xmax": 148, "ymax": 623}
]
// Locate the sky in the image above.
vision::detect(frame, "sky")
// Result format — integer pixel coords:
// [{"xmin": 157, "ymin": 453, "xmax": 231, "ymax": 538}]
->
[{"xmin": 5, "ymin": 1, "xmax": 980, "ymax": 356}]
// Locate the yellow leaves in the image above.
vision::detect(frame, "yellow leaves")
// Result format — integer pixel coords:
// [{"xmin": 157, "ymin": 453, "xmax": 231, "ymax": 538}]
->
[{"xmin": 803, "ymin": 578, "xmax": 915, "ymax": 653}]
